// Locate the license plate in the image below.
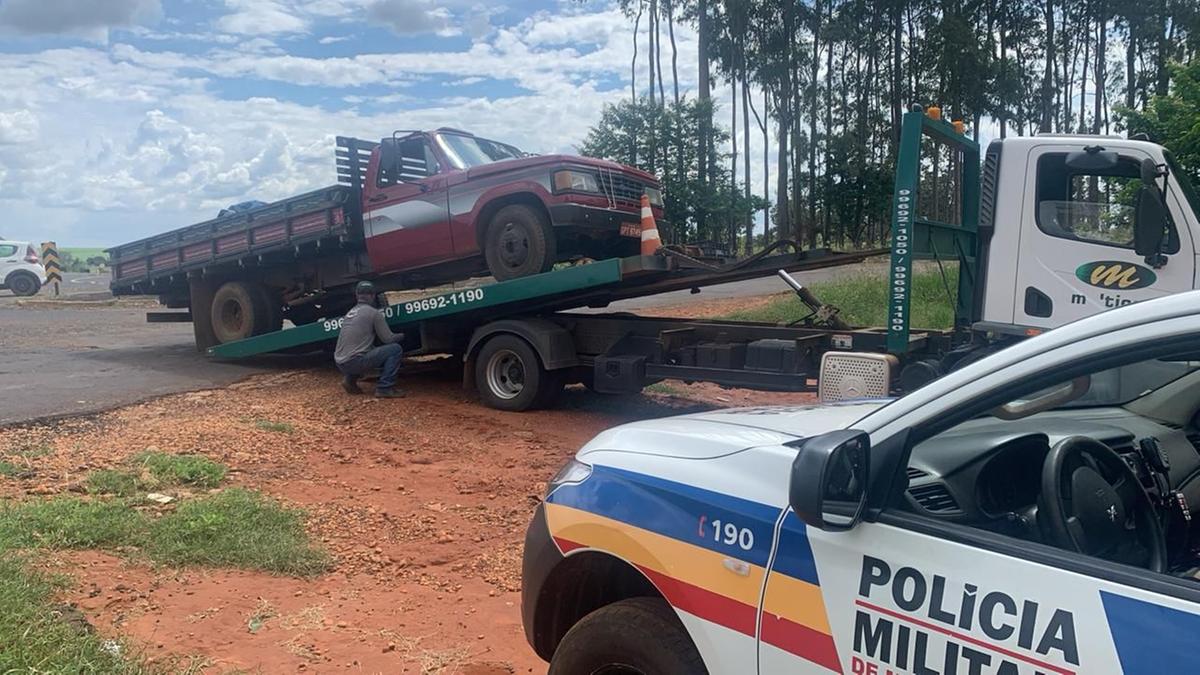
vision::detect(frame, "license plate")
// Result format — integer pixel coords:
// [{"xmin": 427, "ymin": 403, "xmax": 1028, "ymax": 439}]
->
[{"xmin": 620, "ymin": 223, "xmax": 641, "ymax": 238}]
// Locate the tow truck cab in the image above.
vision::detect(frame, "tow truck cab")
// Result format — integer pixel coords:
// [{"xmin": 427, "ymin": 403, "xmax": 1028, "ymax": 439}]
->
[{"xmin": 523, "ymin": 289, "xmax": 1200, "ymax": 674}]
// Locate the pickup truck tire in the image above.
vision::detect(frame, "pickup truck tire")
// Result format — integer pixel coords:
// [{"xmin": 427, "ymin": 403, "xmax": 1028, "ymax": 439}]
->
[
  {"xmin": 484, "ymin": 204, "xmax": 556, "ymax": 281},
  {"xmin": 210, "ymin": 281, "xmax": 275, "ymax": 344},
  {"xmin": 548, "ymin": 598, "xmax": 706, "ymax": 675},
  {"xmin": 5, "ymin": 271, "xmax": 41, "ymax": 297},
  {"xmin": 475, "ymin": 334, "xmax": 560, "ymax": 411}
]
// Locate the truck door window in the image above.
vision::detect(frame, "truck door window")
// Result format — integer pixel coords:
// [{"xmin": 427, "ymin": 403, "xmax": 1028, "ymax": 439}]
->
[
  {"xmin": 377, "ymin": 138, "xmax": 439, "ymax": 187},
  {"xmin": 1035, "ymin": 153, "xmax": 1180, "ymax": 253}
]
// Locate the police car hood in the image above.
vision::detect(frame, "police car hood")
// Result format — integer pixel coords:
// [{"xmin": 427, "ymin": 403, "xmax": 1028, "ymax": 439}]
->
[{"xmin": 577, "ymin": 400, "xmax": 889, "ymax": 461}]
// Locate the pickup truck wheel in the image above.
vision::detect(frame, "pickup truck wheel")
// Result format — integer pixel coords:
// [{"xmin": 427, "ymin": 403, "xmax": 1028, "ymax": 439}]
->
[
  {"xmin": 5, "ymin": 271, "xmax": 41, "ymax": 297},
  {"xmin": 548, "ymin": 598, "xmax": 706, "ymax": 675},
  {"xmin": 484, "ymin": 204, "xmax": 555, "ymax": 281},
  {"xmin": 210, "ymin": 281, "xmax": 273, "ymax": 344},
  {"xmin": 475, "ymin": 334, "xmax": 553, "ymax": 411}
]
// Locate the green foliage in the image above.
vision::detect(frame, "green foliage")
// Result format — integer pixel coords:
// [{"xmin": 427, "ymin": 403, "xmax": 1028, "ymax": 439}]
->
[
  {"xmin": 0, "ymin": 460, "xmax": 21, "ymax": 477},
  {"xmin": 149, "ymin": 489, "xmax": 328, "ymax": 576},
  {"xmin": 726, "ymin": 267, "xmax": 959, "ymax": 331},
  {"xmin": 1118, "ymin": 60, "xmax": 1200, "ymax": 187},
  {"xmin": 579, "ymin": 97, "xmax": 766, "ymax": 245},
  {"xmin": 135, "ymin": 452, "xmax": 227, "ymax": 489}
]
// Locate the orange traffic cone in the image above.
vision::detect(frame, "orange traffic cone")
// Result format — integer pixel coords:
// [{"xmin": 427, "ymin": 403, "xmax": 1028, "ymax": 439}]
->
[{"xmin": 639, "ymin": 194, "xmax": 662, "ymax": 255}]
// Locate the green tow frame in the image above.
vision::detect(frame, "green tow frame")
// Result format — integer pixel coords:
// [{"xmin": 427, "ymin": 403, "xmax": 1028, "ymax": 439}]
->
[{"xmin": 886, "ymin": 109, "xmax": 980, "ymax": 354}]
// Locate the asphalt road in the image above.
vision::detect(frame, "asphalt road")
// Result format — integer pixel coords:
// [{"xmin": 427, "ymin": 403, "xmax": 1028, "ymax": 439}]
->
[{"xmin": 0, "ymin": 263, "xmax": 881, "ymax": 425}]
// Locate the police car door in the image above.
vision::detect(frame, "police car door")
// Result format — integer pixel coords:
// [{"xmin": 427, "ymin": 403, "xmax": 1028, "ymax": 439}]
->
[{"xmin": 1012, "ymin": 144, "xmax": 1194, "ymax": 328}]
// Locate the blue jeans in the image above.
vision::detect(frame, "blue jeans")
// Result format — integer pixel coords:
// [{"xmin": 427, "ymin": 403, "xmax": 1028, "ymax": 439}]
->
[{"xmin": 338, "ymin": 343, "xmax": 403, "ymax": 390}]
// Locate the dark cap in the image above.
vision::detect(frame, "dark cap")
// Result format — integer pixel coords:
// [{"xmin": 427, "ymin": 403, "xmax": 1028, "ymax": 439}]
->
[{"xmin": 355, "ymin": 280, "xmax": 377, "ymax": 295}]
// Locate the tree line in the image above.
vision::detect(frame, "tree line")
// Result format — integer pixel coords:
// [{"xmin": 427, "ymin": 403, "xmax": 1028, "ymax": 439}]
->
[{"xmin": 580, "ymin": 0, "xmax": 1200, "ymax": 252}]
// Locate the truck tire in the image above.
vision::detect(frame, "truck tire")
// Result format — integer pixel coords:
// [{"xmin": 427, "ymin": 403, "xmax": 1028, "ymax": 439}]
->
[
  {"xmin": 549, "ymin": 598, "xmax": 707, "ymax": 675},
  {"xmin": 5, "ymin": 271, "xmax": 41, "ymax": 297},
  {"xmin": 475, "ymin": 334, "xmax": 561, "ymax": 411},
  {"xmin": 250, "ymin": 284, "xmax": 284, "ymax": 334},
  {"xmin": 483, "ymin": 204, "xmax": 556, "ymax": 281},
  {"xmin": 210, "ymin": 281, "xmax": 273, "ymax": 344}
]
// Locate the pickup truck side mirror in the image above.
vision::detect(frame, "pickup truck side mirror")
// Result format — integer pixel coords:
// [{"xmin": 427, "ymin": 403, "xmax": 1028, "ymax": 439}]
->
[
  {"xmin": 378, "ymin": 140, "xmax": 399, "ymax": 180},
  {"xmin": 788, "ymin": 429, "xmax": 870, "ymax": 531}
]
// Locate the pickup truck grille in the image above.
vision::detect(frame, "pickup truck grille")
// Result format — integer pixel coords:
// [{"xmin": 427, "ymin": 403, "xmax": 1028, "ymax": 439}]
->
[{"xmin": 601, "ymin": 173, "xmax": 651, "ymax": 206}]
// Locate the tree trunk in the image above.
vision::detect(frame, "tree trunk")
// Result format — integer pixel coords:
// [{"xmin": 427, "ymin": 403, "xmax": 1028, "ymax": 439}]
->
[
  {"xmin": 742, "ymin": 61, "xmax": 752, "ymax": 252},
  {"xmin": 808, "ymin": 0, "xmax": 821, "ymax": 246},
  {"xmin": 697, "ymin": 0, "xmax": 710, "ymax": 232},
  {"xmin": 1040, "ymin": 0, "xmax": 1056, "ymax": 132},
  {"xmin": 631, "ymin": 3, "xmax": 642, "ymax": 104},
  {"xmin": 666, "ymin": 0, "xmax": 680, "ymax": 105},
  {"xmin": 648, "ymin": 0, "xmax": 657, "ymax": 106},
  {"xmin": 891, "ymin": 0, "xmax": 903, "ymax": 148},
  {"xmin": 776, "ymin": 115, "xmax": 790, "ymax": 242},
  {"xmin": 999, "ymin": 0, "xmax": 1008, "ymax": 138},
  {"xmin": 1093, "ymin": 2, "xmax": 1107, "ymax": 134},
  {"xmin": 730, "ymin": 77, "xmax": 738, "ymax": 251},
  {"xmin": 1125, "ymin": 23, "xmax": 1136, "ymax": 108},
  {"xmin": 654, "ymin": 0, "xmax": 666, "ymax": 104},
  {"xmin": 1080, "ymin": 4, "xmax": 1091, "ymax": 133}
]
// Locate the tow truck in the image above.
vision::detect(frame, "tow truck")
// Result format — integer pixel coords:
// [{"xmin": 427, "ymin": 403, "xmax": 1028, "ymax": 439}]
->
[
  {"xmin": 522, "ymin": 288, "xmax": 1200, "ymax": 674},
  {"xmin": 200, "ymin": 106, "xmax": 1200, "ymax": 409}
]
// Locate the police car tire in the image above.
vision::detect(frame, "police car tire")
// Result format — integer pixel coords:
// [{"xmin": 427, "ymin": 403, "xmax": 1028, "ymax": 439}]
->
[
  {"xmin": 6, "ymin": 271, "xmax": 40, "ymax": 297},
  {"xmin": 549, "ymin": 598, "xmax": 707, "ymax": 675}
]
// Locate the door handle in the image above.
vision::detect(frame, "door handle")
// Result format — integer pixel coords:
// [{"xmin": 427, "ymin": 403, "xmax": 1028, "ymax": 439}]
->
[{"xmin": 368, "ymin": 194, "xmax": 388, "ymax": 203}]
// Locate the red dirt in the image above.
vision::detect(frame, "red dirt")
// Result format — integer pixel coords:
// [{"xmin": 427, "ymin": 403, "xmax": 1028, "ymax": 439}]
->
[{"xmin": 3, "ymin": 364, "xmax": 815, "ymax": 674}]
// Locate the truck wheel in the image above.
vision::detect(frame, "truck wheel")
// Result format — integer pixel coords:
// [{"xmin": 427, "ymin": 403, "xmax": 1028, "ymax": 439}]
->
[
  {"xmin": 210, "ymin": 281, "xmax": 272, "ymax": 344},
  {"xmin": 549, "ymin": 598, "xmax": 707, "ymax": 675},
  {"xmin": 475, "ymin": 334, "xmax": 557, "ymax": 411},
  {"xmin": 484, "ymin": 204, "xmax": 556, "ymax": 281},
  {"xmin": 250, "ymin": 284, "xmax": 284, "ymax": 334},
  {"xmin": 5, "ymin": 271, "xmax": 41, "ymax": 297},
  {"xmin": 189, "ymin": 280, "xmax": 219, "ymax": 351}
]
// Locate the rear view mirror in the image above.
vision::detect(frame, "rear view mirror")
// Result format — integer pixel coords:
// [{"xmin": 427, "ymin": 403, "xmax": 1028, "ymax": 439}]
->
[
  {"xmin": 1065, "ymin": 149, "xmax": 1119, "ymax": 172},
  {"xmin": 789, "ymin": 430, "xmax": 869, "ymax": 531}
]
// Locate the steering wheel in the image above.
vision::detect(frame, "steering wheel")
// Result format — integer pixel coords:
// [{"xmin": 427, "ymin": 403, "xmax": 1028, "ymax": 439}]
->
[{"xmin": 1040, "ymin": 436, "xmax": 1167, "ymax": 573}]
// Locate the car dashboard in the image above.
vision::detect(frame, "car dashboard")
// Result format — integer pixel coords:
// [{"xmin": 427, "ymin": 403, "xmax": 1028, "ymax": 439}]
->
[{"xmin": 904, "ymin": 408, "xmax": 1200, "ymax": 544}]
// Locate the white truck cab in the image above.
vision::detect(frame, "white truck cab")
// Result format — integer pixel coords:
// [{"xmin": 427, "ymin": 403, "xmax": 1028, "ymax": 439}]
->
[
  {"xmin": 976, "ymin": 136, "xmax": 1200, "ymax": 332},
  {"xmin": 522, "ymin": 289, "xmax": 1200, "ymax": 674}
]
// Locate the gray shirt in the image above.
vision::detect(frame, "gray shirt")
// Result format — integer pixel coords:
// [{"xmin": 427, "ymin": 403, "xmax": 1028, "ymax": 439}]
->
[{"xmin": 333, "ymin": 303, "xmax": 400, "ymax": 364}]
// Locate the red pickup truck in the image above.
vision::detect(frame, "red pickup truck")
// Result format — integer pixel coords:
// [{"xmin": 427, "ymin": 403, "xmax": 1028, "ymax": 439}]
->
[{"xmin": 109, "ymin": 128, "xmax": 664, "ymax": 349}]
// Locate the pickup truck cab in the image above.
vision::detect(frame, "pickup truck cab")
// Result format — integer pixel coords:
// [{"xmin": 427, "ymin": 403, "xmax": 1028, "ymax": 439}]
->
[
  {"xmin": 109, "ymin": 128, "xmax": 663, "ymax": 349},
  {"xmin": 523, "ymin": 289, "xmax": 1200, "ymax": 673}
]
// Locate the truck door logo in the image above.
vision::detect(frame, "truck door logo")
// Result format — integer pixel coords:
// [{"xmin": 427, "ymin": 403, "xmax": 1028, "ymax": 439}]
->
[{"xmin": 1074, "ymin": 261, "xmax": 1156, "ymax": 290}]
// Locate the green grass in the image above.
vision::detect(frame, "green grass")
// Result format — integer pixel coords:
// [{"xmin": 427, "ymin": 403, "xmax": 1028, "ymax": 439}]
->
[
  {"xmin": 253, "ymin": 420, "xmax": 295, "ymax": 434},
  {"xmin": 0, "ymin": 554, "xmax": 160, "ymax": 673},
  {"xmin": 0, "ymin": 460, "xmax": 22, "ymax": 478},
  {"xmin": 149, "ymin": 489, "xmax": 328, "ymax": 576},
  {"xmin": 60, "ymin": 247, "xmax": 108, "ymax": 260},
  {"xmin": 726, "ymin": 266, "xmax": 960, "ymax": 330},
  {"xmin": 86, "ymin": 470, "xmax": 143, "ymax": 497},
  {"xmin": 0, "ymin": 490, "xmax": 327, "ymax": 576},
  {"xmin": 134, "ymin": 452, "xmax": 227, "ymax": 489}
]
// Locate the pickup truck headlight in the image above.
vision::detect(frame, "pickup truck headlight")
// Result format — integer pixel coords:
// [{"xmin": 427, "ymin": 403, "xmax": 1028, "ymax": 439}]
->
[
  {"xmin": 644, "ymin": 187, "xmax": 663, "ymax": 207},
  {"xmin": 546, "ymin": 458, "xmax": 592, "ymax": 497},
  {"xmin": 553, "ymin": 170, "xmax": 601, "ymax": 193}
]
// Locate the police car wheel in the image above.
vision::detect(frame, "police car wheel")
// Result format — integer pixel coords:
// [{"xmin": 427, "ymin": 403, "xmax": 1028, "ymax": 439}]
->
[{"xmin": 549, "ymin": 598, "xmax": 707, "ymax": 675}]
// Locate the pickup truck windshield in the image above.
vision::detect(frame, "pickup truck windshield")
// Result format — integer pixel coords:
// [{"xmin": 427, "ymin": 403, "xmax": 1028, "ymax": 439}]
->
[{"xmin": 435, "ymin": 133, "xmax": 524, "ymax": 169}]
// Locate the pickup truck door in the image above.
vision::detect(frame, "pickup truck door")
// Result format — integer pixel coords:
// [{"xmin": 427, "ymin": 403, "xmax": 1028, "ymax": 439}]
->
[
  {"xmin": 1010, "ymin": 144, "xmax": 1195, "ymax": 329},
  {"xmin": 363, "ymin": 136, "xmax": 453, "ymax": 273}
]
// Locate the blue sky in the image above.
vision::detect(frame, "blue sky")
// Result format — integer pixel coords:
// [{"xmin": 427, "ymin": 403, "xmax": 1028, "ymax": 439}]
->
[{"xmin": 0, "ymin": 0, "xmax": 703, "ymax": 247}]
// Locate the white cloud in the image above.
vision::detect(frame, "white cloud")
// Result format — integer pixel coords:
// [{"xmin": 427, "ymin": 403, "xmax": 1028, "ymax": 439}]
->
[
  {"xmin": 317, "ymin": 35, "xmax": 349, "ymax": 44},
  {"xmin": 366, "ymin": 0, "xmax": 454, "ymax": 36},
  {"xmin": 0, "ymin": 110, "xmax": 38, "ymax": 144},
  {"xmin": 216, "ymin": 0, "xmax": 308, "ymax": 36},
  {"xmin": 0, "ymin": 0, "xmax": 161, "ymax": 41}
]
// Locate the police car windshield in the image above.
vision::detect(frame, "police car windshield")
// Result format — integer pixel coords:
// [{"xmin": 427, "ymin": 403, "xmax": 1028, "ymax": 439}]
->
[{"xmin": 1044, "ymin": 359, "xmax": 1199, "ymax": 409}]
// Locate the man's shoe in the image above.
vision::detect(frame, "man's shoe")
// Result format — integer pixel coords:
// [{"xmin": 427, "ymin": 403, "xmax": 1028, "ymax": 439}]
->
[
  {"xmin": 342, "ymin": 375, "xmax": 362, "ymax": 395},
  {"xmin": 375, "ymin": 387, "xmax": 406, "ymax": 399}
]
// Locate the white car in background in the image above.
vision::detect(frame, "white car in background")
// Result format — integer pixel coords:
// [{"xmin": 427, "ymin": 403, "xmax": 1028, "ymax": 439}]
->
[{"xmin": 0, "ymin": 240, "xmax": 46, "ymax": 296}]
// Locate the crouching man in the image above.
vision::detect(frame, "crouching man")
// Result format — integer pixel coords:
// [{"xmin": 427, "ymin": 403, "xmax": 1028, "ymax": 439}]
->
[{"xmin": 334, "ymin": 281, "xmax": 405, "ymax": 398}]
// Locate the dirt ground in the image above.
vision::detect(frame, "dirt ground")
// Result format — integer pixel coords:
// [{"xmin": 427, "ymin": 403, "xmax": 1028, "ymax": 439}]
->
[{"xmin": 0, "ymin": 292, "xmax": 818, "ymax": 673}]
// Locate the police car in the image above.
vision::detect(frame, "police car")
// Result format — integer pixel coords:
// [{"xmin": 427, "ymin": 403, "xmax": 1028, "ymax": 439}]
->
[{"xmin": 522, "ymin": 289, "xmax": 1200, "ymax": 674}]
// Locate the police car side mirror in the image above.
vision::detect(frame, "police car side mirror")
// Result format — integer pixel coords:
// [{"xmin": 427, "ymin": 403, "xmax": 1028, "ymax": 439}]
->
[{"xmin": 789, "ymin": 430, "xmax": 870, "ymax": 532}]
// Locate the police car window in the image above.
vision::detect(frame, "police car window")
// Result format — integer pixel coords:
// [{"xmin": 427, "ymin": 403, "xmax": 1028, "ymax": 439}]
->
[
  {"xmin": 0, "ymin": 244, "xmax": 17, "ymax": 257},
  {"xmin": 1035, "ymin": 153, "xmax": 1180, "ymax": 253}
]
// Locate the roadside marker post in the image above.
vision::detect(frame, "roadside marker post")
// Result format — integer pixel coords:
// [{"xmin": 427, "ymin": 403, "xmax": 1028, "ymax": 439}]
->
[{"xmin": 41, "ymin": 241, "xmax": 62, "ymax": 297}]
